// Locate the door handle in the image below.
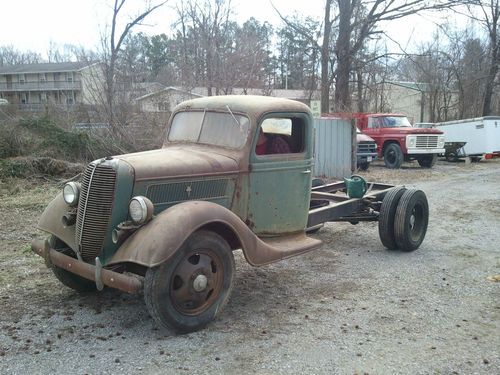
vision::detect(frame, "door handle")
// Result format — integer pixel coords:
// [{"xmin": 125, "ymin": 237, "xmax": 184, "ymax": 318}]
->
[{"xmin": 302, "ymin": 170, "xmax": 311, "ymax": 174}]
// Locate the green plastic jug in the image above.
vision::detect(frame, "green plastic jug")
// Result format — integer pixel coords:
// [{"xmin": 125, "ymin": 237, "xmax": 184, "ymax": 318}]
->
[{"xmin": 344, "ymin": 175, "xmax": 367, "ymax": 198}]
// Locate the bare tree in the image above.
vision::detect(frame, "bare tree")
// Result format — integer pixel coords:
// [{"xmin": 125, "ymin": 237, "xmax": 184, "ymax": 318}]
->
[
  {"xmin": 0, "ymin": 46, "xmax": 41, "ymax": 66},
  {"xmin": 321, "ymin": 0, "xmax": 336, "ymax": 112},
  {"xmin": 101, "ymin": 0, "xmax": 167, "ymax": 125},
  {"xmin": 275, "ymin": 1, "xmax": 455, "ymax": 112},
  {"xmin": 460, "ymin": 0, "xmax": 499, "ymax": 115},
  {"xmin": 175, "ymin": 0, "xmax": 233, "ymax": 96},
  {"xmin": 333, "ymin": 0, "xmax": 455, "ymax": 111},
  {"xmin": 46, "ymin": 42, "xmax": 80, "ymax": 63}
]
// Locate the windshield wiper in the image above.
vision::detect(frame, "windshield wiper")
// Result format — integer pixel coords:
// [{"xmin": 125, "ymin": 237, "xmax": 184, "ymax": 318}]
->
[{"xmin": 226, "ymin": 105, "xmax": 242, "ymax": 130}]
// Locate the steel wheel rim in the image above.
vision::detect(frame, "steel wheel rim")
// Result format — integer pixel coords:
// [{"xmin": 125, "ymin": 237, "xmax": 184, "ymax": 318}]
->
[
  {"xmin": 409, "ymin": 204, "xmax": 425, "ymax": 242},
  {"xmin": 169, "ymin": 249, "xmax": 224, "ymax": 316},
  {"xmin": 387, "ymin": 149, "xmax": 396, "ymax": 164}
]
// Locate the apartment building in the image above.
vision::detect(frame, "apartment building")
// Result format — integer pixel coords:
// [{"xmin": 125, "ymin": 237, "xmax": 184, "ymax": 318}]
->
[{"xmin": 0, "ymin": 62, "xmax": 104, "ymax": 110}]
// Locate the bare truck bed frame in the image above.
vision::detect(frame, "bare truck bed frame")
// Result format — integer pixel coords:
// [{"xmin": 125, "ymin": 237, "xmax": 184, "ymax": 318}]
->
[
  {"xmin": 307, "ymin": 181, "xmax": 429, "ymax": 254},
  {"xmin": 308, "ymin": 181, "xmax": 394, "ymax": 226}
]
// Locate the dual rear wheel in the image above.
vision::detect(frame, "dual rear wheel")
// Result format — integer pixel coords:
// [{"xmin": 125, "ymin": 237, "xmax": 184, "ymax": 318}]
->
[{"xmin": 378, "ymin": 187, "xmax": 429, "ymax": 251}]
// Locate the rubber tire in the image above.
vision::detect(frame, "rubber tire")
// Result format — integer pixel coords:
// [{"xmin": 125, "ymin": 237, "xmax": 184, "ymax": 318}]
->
[
  {"xmin": 383, "ymin": 143, "xmax": 404, "ymax": 169},
  {"xmin": 417, "ymin": 154, "xmax": 437, "ymax": 168},
  {"xmin": 48, "ymin": 236, "xmax": 97, "ymax": 292},
  {"xmin": 144, "ymin": 230, "xmax": 235, "ymax": 334},
  {"xmin": 378, "ymin": 187, "xmax": 407, "ymax": 250},
  {"xmin": 446, "ymin": 152, "xmax": 458, "ymax": 162},
  {"xmin": 394, "ymin": 189, "xmax": 429, "ymax": 252},
  {"xmin": 358, "ymin": 162, "xmax": 369, "ymax": 171}
]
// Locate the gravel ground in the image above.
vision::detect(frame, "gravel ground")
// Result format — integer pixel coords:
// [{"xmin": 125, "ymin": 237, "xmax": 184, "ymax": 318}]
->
[{"xmin": 0, "ymin": 159, "xmax": 499, "ymax": 374}]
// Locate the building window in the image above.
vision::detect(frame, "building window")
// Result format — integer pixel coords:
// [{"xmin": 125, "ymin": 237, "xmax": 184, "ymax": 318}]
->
[
  {"xmin": 39, "ymin": 73, "xmax": 46, "ymax": 83},
  {"xmin": 66, "ymin": 72, "xmax": 74, "ymax": 82},
  {"xmin": 18, "ymin": 74, "xmax": 25, "ymax": 84}
]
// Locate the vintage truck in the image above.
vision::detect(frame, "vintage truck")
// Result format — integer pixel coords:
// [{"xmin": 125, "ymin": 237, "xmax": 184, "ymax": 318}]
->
[
  {"xmin": 32, "ymin": 96, "xmax": 429, "ymax": 333},
  {"xmin": 333, "ymin": 113, "xmax": 445, "ymax": 169},
  {"xmin": 356, "ymin": 128, "xmax": 378, "ymax": 170}
]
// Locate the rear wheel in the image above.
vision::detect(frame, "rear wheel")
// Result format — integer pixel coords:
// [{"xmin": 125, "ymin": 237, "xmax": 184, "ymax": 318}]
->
[
  {"xmin": 383, "ymin": 143, "xmax": 403, "ymax": 169},
  {"xmin": 48, "ymin": 236, "xmax": 97, "ymax": 292},
  {"xmin": 144, "ymin": 230, "xmax": 235, "ymax": 333},
  {"xmin": 394, "ymin": 189, "xmax": 429, "ymax": 252},
  {"xmin": 358, "ymin": 162, "xmax": 369, "ymax": 171},
  {"xmin": 378, "ymin": 187, "xmax": 406, "ymax": 250},
  {"xmin": 417, "ymin": 154, "xmax": 437, "ymax": 168}
]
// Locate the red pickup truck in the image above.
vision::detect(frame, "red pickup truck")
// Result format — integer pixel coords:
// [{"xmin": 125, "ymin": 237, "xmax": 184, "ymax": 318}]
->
[
  {"xmin": 330, "ymin": 113, "xmax": 445, "ymax": 169},
  {"xmin": 357, "ymin": 113, "xmax": 445, "ymax": 168}
]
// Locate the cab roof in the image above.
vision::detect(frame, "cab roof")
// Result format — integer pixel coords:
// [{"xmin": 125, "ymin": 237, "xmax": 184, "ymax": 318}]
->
[{"xmin": 173, "ymin": 95, "xmax": 312, "ymax": 119}]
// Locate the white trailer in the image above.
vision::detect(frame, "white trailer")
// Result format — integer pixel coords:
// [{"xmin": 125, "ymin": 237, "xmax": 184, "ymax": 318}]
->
[{"xmin": 434, "ymin": 116, "xmax": 500, "ymax": 159}]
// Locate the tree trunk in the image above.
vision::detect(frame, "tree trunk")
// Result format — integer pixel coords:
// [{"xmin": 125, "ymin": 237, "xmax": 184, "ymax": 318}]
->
[
  {"xmin": 482, "ymin": 47, "xmax": 498, "ymax": 116},
  {"xmin": 335, "ymin": 0, "xmax": 353, "ymax": 111},
  {"xmin": 320, "ymin": 0, "xmax": 333, "ymax": 113},
  {"xmin": 356, "ymin": 68, "xmax": 364, "ymax": 112}
]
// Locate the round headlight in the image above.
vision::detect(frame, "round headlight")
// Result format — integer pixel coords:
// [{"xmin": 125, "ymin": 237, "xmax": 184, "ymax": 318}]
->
[
  {"xmin": 129, "ymin": 196, "xmax": 154, "ymax": 225},
  {"xmin": 63, "ymin": 182, "xmax": 80, "ymax": 207}
]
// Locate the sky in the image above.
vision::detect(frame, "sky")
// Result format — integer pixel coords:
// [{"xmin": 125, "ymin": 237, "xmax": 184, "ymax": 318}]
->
[{"xmin": 0, "ymin": 0, "xmax": 471, "ymax": 59}]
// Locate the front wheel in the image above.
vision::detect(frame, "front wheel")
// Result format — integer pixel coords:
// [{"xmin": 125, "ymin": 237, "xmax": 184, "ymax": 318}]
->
[
  {"xmin": 144, "ymin": 230, "xmax": 235, "ymax": 333},
  {"xmin": 383, "ymin": 143, "xmax": 404, "ymax": 169},
  {"xmin": 417, "ymin": 154, "xmax": 437, "ymax": 168},
  {"xmin": 358, "ymin": 162, "xmax": 369, "ymax": 171},
  {"xmin": 48, "ymin": 236, "xmax": 97, "ymax": 292}
]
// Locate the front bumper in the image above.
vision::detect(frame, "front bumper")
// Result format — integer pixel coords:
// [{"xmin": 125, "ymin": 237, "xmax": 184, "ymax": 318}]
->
[
  {"xmin": 357, "ymin": 153, "xmax": 378, "ymax": 163},
  {"xmin": 407, "ymin": 148, "xmax": 445, "ymax": 155},
  {"xmin": 32, "ymin": 238, "xmax": 143, "ymax": 294}
]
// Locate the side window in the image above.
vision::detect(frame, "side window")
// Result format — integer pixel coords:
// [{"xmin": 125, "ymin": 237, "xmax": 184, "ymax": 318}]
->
[
  {"xmin": 256, "ymin": 117, "xmax": 305, "ymax": 155},
  {"xmin": 367, "ymin": 117, "xmax": 379, "ymax": 129}
]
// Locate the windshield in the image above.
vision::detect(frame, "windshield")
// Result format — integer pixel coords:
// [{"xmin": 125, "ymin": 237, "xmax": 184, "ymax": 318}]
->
[
  {"xmin": 368, "ymin": 116, "xmax": 412, "ymax": 128},
  {"xmin": 168, "ymin": 110, "xmax": 250, "ymax": 149}
]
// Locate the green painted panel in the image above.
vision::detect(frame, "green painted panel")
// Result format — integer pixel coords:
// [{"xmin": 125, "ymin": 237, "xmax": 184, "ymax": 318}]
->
[
  {"xmin": 248, "ymin": 158, "xmax": 312, "ymax": 234},
  {"xmin": 135, "ymin": 177, "xmax": 236, "ymax": 213},
  {"xmin": 101, "ymin": 160, "xmax": 134, "ymax": 265},
  {"xmin": 247, "ymin": 111, "xmax": 314, "ymax": 235}
]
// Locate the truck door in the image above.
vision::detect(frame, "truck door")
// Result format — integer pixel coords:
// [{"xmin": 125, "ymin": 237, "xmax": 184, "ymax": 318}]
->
[{"xmin": 247, "ymin": 113, "xmax": 314, "ymax": 235}]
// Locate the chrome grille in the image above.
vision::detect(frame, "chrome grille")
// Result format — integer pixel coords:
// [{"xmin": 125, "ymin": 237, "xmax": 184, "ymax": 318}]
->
[
  {"xmin": 415, "ymin": 135, "xmax": 439, "ymax": 148},
  {"xmin": 75, "ymin": 162, "xmax": 116, "ymax": 262},
  {"xmin": 147, "ymin": 179, "xmax": 228, "ymax": 204},
  {"xmin": 357, "ymin": 141, "xmax": 377, "ymax": 153}
]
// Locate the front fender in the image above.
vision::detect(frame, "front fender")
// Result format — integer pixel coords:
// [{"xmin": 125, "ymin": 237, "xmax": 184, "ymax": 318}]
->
[
  {"xmin": 107, "ymin": 201, "xmax": 254, "ymax": 268},
  {"xmin": 107, "ymin": 201, "xmax": 321, "ymax": 268},
  {"xmin": 38, "ymin": 193, "xmax": 76, "ymax": 250}
]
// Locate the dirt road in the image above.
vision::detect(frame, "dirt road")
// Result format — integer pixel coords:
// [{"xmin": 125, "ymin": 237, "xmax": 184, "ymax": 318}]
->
[{"xmin": 1, "ymin": 160, "xmax": 499, "ymax": 374}]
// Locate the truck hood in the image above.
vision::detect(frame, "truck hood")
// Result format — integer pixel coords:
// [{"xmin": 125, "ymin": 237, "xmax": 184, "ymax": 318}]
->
[
  {"xmin": 115, "ymin": 146, "xmax": 240, "ymax": 181},
  {"xmin": 357, "ymin": 133, "xmax": 375, "ymax": 142}
]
